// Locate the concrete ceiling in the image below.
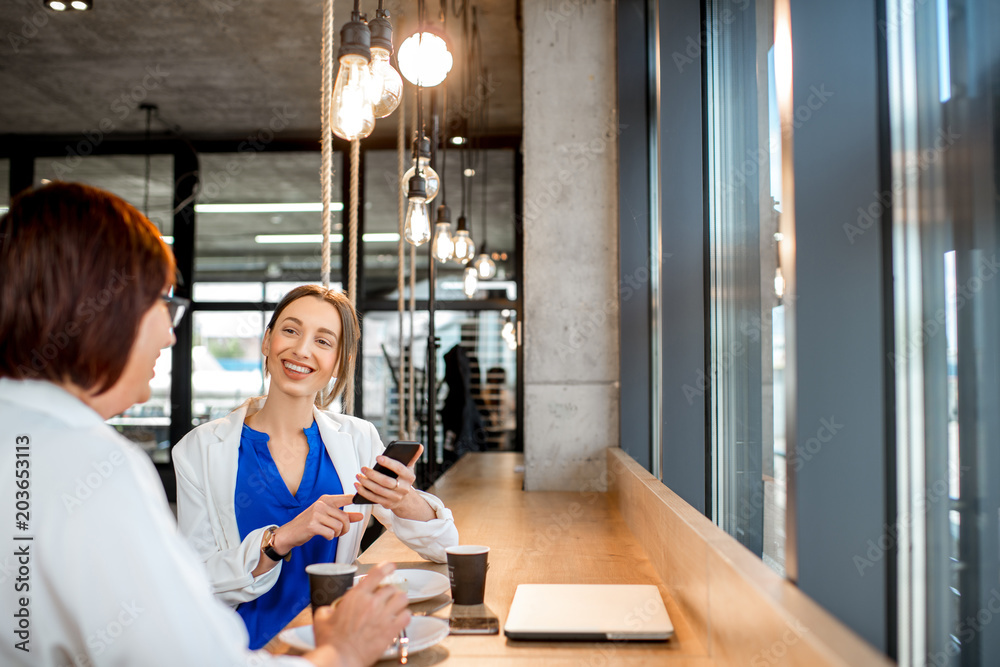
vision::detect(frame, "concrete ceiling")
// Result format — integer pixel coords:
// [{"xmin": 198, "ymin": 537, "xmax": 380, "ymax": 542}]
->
[
  {"xmin": 1, "ymin": 0, "xmax": 522, "ymax": 295},
  {"xmin": 0, "ymin": 0, "xmax": 522, "ymax": 140}
]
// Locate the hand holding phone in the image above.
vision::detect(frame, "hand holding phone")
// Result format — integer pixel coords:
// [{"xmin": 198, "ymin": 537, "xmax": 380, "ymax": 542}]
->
[{"xmin": 351, "ymin": 441, "xmax": 422, "ymax": 504}]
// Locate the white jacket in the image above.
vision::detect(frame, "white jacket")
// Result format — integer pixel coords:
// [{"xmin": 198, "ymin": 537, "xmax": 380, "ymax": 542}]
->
[
  {"xmin": 0, "ymin": 379, "xmax": 306, "ymax": 667},
  {"xmin": 173, "ymin": 398, "xmax": 459, "ymax": 606}
]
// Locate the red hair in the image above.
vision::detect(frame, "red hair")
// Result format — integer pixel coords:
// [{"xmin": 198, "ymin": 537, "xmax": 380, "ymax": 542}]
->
[{"xmin": 0, "ymin": 182, "xmax": 176, "ymax": 394}]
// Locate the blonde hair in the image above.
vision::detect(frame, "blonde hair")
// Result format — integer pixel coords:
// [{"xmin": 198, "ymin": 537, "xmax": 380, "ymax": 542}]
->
[{"xmin": 264, "ymin": 285, "xmax": 360, "ymax": 413}]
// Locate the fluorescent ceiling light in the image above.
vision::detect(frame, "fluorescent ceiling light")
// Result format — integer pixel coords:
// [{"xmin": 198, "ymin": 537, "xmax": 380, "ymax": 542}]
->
[
  {"xmin": 255, "ymin": 233, "xmax": 401, "ymax": 244},
  {"xmin": 195, "ymin": 202, "xmax": 343, "ymax": 213},
  {"xmin": 0, "ymin": 207, "xmax": 8, "ymax": 215},
  {"xmin": 161, "ymin": 236, "xmax": 174, "ymax": 244}
]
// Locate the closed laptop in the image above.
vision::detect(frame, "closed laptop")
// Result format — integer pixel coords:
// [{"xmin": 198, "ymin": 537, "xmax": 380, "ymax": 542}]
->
[{"xmin": 503, "ymin": 584, "xmax": 674, "ymax": 641}]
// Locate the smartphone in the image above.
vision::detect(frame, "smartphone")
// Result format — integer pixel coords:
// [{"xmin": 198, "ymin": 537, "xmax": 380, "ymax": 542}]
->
[
  {"xmin": 351, "ymin": 441, "xmax": 421, "ymax": 504},
  {"xmin": 449, "ymin": 605, "xmax": 500, "ymax": 635}
]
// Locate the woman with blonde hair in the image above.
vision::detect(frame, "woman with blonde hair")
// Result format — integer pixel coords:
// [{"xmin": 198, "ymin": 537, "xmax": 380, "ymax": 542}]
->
[{"xmin": 174, "ymin": 284, "xmax": 458, "ymax": 649}]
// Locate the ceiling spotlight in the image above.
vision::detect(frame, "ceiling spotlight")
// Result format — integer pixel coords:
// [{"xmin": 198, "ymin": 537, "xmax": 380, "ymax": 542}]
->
[
  {"xmin": 46, "ymin": 0, "xmax": 93, "ymax": 10},
  {"xmin": 463, "ymin": 168, "xmax": 475, "ymax": 177},
  {"xmin": 450, "ymin": 136, "xmax": 466, "ymax": 145}
]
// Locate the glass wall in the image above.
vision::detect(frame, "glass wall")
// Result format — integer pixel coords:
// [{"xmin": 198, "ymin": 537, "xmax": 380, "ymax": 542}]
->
[
  {"xmin": 194, "ymin": 152, "xmax": 341, "ymax": 285},
  {"xmin": 360, "ymin": 309, "xmax": 519, "ymax": 465},
  {"xmin": 888, "ymin": 0, "xmax": 1000, "ymax": 663},
  {"xmin": 705, "ymin": 0, "xmax": 787, "ymax": 574}
]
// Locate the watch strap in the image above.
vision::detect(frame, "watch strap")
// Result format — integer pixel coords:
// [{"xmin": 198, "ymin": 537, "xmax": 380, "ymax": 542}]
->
[{"xmin": 262, "ymin": 528, "xmax": 291, "ymax": 562}]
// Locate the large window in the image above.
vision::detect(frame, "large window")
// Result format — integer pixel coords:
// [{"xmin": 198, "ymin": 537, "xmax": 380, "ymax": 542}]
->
[
  {"xmin": 705, "ymin": 0, "xmax": 787, "ymax": 574},
  {"xmin": 888, "ymin": 0, "xmax": 1000, "ymax": 663}
]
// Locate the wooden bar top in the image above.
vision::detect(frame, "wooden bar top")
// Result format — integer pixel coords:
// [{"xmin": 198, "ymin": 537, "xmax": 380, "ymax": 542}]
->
[{"xmin": 268, "ymin": 452, "xmax": 710, "ymax": 665}]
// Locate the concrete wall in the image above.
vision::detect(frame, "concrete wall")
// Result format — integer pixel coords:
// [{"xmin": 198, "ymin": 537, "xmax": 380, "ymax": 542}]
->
[{"xmin": 521, "ymin": 0, "xmax": 619, "ymax": 491}]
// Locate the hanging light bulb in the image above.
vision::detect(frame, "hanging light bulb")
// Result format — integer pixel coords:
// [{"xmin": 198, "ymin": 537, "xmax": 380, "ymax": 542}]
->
[
  {"xmin": 367, "ymin": 8, "xmax": 403, "ymax": 119},
  {"xmin": 404, "ymin": 173, "xmax": 431, "ymax": 245},
  {"xmin": 401, "ymin": 135, "xmax": 440, "ymax": 203},
  {"xmin": 451, "ymin": 215, "xmax": 475, "ymax": 265},
  {"xmin": 331, "ymin": 11, "xmax": 376, "ymax": 141},
  {"xmin": 431, "ymin": 204, "xmax": 455, "ymax": 262},
  {"xmin": 463, "ymin": 264, "xmax": 479, "ymax": 298},
  {"xmin": 398, "ymin": 27, "xmax": 453, "ymax": 87},
  {"xmin": 474, "ymin": 252, "xmax": 497, "ymax": 280}
]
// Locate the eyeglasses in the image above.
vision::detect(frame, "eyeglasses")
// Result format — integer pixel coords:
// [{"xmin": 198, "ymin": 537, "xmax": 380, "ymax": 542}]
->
[{"xmin": 161, "ymin": 294, "xmax": 190, "ymax": 327}]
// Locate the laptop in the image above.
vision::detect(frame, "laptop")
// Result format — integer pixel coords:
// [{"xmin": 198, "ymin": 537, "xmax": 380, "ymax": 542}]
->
[{"xmin": 503, "ymin": 584, "xmax": 674, "ymax": 641}]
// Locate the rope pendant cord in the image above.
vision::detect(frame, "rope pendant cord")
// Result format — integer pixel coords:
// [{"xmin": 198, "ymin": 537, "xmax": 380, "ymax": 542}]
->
[
  {"xmin": 341, "ymin": 137, "xmax": 360, "ymax": 416},
  {"xmin": 397, "ymin": 94, "xmax": 408, "ymax": 439},
  {"xmin": 320, "ymin": 0, "xmax": 334, "ymax": 288},
  {"xmin": 348, "ymin": 138, "xmax": 360, "ymax": 308}
]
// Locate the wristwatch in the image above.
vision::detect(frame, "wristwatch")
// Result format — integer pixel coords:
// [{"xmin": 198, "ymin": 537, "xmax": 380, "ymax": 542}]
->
[{"xmin": 262, "ymin": 527, "xmax": 291, "ymax": 562}]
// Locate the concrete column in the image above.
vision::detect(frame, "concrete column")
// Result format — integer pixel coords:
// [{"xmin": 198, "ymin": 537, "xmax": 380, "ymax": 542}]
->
[{"xmin": 522, "ymin": 0, "xmax": 619, "ymax": 491}]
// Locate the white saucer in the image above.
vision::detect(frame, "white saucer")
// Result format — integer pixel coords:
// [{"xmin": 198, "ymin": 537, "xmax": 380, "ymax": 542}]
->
[
  {"xmin": 355, "ymin": 569, "xmax": 451, "ymax": 603},
  {"xmin": 278, "ymin": 616, "xmax": 449, "ymax": 658}
]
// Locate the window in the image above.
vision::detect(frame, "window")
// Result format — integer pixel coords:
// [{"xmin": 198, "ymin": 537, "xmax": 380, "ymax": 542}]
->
[
  {"xmin": 194, "ymin": 151, "xmax": 341, "ymax": 284},
  {"xmin": 888, "ymin": 0, "xmax": 1000, "ymax": 663},
  {"xmin": 360, "ymin": 309, "xmax": 519, "ymax": 464},
  {"xmin": 705, "ymin": 0, "xmax": 787, "ymax": 574}
]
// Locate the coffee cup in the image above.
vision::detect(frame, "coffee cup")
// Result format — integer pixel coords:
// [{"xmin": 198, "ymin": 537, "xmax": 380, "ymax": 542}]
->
[
  {"xmin": 306, "ymin": 563, "xmax": 358, "ymax": 612},
  {"xmin": 446, "ymin": 545, "xmax": 490, "ymax": 605}
]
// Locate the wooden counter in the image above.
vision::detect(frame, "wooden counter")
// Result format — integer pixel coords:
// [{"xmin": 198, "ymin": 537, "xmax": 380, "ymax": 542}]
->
[{"xmin": 267, "ymin": 452, "xmax": 711, "ymax": 665}]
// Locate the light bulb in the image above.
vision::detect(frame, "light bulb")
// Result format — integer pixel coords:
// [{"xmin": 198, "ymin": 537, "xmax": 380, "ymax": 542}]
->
[
  {"xmin": 502, "ymin": 320, "xmax": 517, "ymax": 350},
  {"xmin": 774, "ymin": 267, "xmax": 785, "ymax": 298},
  {"xmin": 404, "ymin": 201, "xmax": 431, "ymax": 245},
  {"xmin": 451, "ymin": 230, "xmax": 475, "ymax": 265},
  {"xmin": 331, "ymin": 54, "xmax": 376, "ymax": 141},
  {"xmin": 398, "ymin": 31, "xmax": 453, "ymax": 87},
  {"xmin": 402, "ymin": 159, "xmax": 440, "ymax": 203},
  {"xmin": 463, "ymin": 265, "xmax": 479, "ymax": 298},
  {"xmin": 369, "ymin": 47, "xmax": 402, "ymax": 118},
  {"xmin": 432, "ymin": 222, "xmax": 455, "ymax": 262},
  {"xmin": 474, "ymin": 253, "xmax": 497, "ymax": 280},
  {"xmin": 50, "ymin": 1, "xmax": 67, "ymax": 9}
]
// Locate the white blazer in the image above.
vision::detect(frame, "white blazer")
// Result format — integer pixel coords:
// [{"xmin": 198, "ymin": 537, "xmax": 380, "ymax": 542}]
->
[
  {"xmin": 0, "ymin": 379, "xmax": 306, "ymax": 666},
  {"xmin": 173, "ymin": 398, "xmax": 459, "ymax": 606}
]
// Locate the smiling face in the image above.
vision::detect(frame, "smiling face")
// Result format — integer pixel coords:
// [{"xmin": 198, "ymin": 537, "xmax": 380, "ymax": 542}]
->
[{"xmin": 262, "ymin": 295, "xmax": 344, "ymax": 402}]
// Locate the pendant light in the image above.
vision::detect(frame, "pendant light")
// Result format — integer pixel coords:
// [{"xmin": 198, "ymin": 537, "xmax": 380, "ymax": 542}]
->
[
  {"xmin": 331, "ymin": 2, "xmax": 376, "ymax": 140},
  {"xmin": 452, "ymin": 213, "xmax": 475, "ymax": 265},
  {"xmin": 404, "ymin": 86, "xmax": 432, "ymax": 246},
  {"xmin": 397, "ymin": 0, "xmax": 452, "ymax": 88},
  {"xmin": 367, "ymin": 1, "xmax": 402, "ymax": 119},
  {"xmin": 462, "ymin": 264, "xmax": 479, "ymax": 298},
  {"xmin": 472, "ymin": 114, "xmax": 496, "ymax": 280},
  {"xmin": 398, "ymin": 28, "xmax": 453, "ymax": 88},
  {"xmin": 404, "ymin": 173, "xmax": 431, "ymax": 245},
  {"xmin": 401, "ymin": 134, "xmax": 440, "ymax": 203},
  {"xmin": 431, "ymin": 203, "xmax": 455, "ymax": 262}
]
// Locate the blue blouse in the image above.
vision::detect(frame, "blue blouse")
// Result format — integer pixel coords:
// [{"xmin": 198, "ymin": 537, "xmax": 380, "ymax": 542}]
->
[{"xmin": 234, "ymin": 421, "xmax": 344, "ymax": 649}]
